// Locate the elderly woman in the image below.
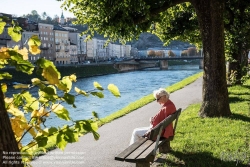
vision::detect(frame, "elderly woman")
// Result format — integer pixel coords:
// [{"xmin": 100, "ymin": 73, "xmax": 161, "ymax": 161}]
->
[{"xmin": 129, "ymin": 88, "xmax": 176, "ymax": 145}]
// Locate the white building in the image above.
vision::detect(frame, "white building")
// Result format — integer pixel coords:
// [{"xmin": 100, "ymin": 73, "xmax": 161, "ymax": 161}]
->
[
  {"xmin": 68, "ymin": 32, "xmax": 86, "ymax": 63},
  {"xmin": 86, "ymin": 39, "xmax": 132, "ymax": 61},
  {"xmin": 69, "ymin": 42, "xmax": 78, "ymax": 64}
]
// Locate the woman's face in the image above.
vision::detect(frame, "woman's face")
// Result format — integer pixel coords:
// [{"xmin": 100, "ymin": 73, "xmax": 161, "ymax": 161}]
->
[{"xmin": 156, "ymin": 95, "xmax": 166, "ymax": 105}]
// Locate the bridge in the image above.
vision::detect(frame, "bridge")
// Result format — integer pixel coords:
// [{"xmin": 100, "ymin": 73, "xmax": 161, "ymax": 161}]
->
[
  {"xmin": 134, "ymin": 56, "xmax": 204, "ymax": 70},
  {"xmin": 134, "ymin": 56, "xmax": 203, "ymax": 61},
  {"xmin": 114, "ymin": 56, "xmax": 204, "ymax": 71}
]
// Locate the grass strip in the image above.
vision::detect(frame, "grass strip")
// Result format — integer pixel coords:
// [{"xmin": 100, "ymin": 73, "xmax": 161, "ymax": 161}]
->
[{"xmin": 98, "ymin": 72, "xmax": 203, "ymax": 126}]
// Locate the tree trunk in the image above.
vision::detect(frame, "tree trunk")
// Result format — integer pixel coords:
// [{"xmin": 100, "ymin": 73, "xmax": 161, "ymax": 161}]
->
[
  {"xmin": 0, "ymin": 88, "xmax": 23, "ymax": 166},
  {"xmin": 192, "ymin": 0, "xmax": 231, "ymax": 117},
  {"xmin": 228, "ymin": 44, "xmax": 249, "ymax": 85}
]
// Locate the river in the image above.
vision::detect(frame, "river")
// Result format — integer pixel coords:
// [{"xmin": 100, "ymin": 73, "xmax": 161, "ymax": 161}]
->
[{"xmin": 6, "ymin": 65, "xmax": 201, "ymax": 144}]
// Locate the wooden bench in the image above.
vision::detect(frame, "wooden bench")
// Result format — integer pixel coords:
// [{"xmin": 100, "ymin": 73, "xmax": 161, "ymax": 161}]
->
[{"xmin": 115, "ymin": 108, "xmax": 182, "ymax": 167}]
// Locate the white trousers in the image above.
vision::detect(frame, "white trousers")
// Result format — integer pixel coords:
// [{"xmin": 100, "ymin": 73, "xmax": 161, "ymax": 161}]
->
[{"xmin": 129, "ymin": 126, "xmax": 150, "ymax": 145}]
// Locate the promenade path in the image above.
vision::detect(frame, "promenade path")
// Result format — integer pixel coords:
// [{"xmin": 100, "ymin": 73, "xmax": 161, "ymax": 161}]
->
[{"xmin": 32, "ymin": 77, "xmax": 202, "ymax": 167}]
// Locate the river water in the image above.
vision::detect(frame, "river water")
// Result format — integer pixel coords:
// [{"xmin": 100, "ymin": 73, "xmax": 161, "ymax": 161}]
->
[{"xmin": 7, "ymin": 65, "xmax": 201, "ymax": 144}]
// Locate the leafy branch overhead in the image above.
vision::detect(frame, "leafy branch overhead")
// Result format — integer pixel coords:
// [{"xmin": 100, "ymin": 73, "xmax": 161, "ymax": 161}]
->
[{"xmin": 0, "ymin": 18, "xmax": 120, "ymax": 165}]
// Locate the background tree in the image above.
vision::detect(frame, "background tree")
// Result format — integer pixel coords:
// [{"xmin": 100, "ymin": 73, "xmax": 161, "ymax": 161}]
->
[
  {"xmin": 155, "ymin": 1, "xmax": 250, "ymax": 84},
  {"xmin": 181, "ymin": 50, "xmax": 188, "ymax": 57},
  {"xmin": 61, "ymin": 0, "xmax": 230, "ymax": 117},
  {"xmin": 168, "ymin": 50, "xmax": 176, "ymax": 57},
  {"xmin": 147, "ymin": 50, "xmax": 155, "ymax": 57},
  {"xmin": 187, "ymin": 47, "xmax": 198, "ymax": 56},
  {"xmin": 155, "ymin": 50, "xmax": 165, "ymax": 57},
  {"xmin": 41, "ymin": 12, "xmax": 47, "ymax": 20},
  {"xmin": 23, "ymin": 10, "xmax": 41, "ymax": 22},
  {"xmin": 224, "ymin": 0, "xmax": 250, "ymax": 84}
]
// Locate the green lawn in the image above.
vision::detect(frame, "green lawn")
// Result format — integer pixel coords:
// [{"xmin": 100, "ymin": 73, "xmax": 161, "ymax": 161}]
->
[{"xmin": 158, "ymin": 79, "xmax": 250, "ymax": 167}]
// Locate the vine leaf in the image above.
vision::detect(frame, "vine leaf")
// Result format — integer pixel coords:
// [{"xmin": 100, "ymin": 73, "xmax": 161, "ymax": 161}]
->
[
  {"xmin": 0, "ymin": 72, "xmax": 12, "ymax": 80},
  {"xmin": 56, "ymin": 132, "xmax": 67, "ymax": 150},
  {"xmin": 0, "ymin": 47, "xmax": 10, "ymax": 59},
  {"xmin": 75, "ymin": 87, "xmax": 88, "ymax": 96},
  {"xmin": 0, "ymin": 21, "xmax": 6, "ymax": 34},
  {"xmin": 52, "ymin": 104, "xmax": 71, "ymax": 121},
  {"xmin": 94, "ymin": 81, "xmax": 104, "ymax": 90},
  {"xmin": 108, "ymin": 84, "xmax": 120, "ymax": 97},
  {"xmin": 43, "ymin": 66, "xmax": 60, "ymax": 84},
  {"xmin": 28, "ymin": 35, "xmax": 41, "ymax": 46},
  {"xmin": 63, "ymin": 93, "xmax": 75, "ymax": 105},
  {"xmin": 8, "ymin": 26, "xmax": 22, "ymax": 42},
  {"xmin": 91, "ymin": 91, "xmax": 104, "ymax": 98}
]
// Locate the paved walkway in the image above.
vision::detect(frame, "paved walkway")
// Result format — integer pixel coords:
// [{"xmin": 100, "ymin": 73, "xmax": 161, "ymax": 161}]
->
[{"xmin": 32, "ymin": 77, "xmax": 202, "ymax": 167}]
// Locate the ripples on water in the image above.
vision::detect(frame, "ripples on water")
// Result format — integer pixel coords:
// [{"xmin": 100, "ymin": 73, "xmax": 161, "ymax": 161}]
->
[{"xmin": 6, "ymin": 65, "xmax": 201, "ymax": 144}]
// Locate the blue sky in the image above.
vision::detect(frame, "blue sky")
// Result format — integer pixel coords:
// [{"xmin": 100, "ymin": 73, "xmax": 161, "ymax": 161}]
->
[{"xmin": 0, "ymin": 0, "xmax": 75, "ymax": 18}]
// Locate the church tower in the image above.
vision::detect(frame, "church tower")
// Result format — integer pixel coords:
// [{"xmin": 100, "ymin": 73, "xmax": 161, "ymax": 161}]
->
[{"xmin": 60, "ymin": 11, "xmax": 65, "ymax": 25}]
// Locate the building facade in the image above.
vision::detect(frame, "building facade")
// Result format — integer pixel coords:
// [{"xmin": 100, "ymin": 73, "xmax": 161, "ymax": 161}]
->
[
  {"xmin": 68, "ymin": 32, "xmax": 86, "ymax": 63},
  {"xmin": 38, "ymin": 23, "xmax": 55, "ymax": 62},
  {"xmin": 69, "ymin": 42, "xmax": 78, "ymax": 64},
  {"xmin": 54, "ymin": 27, "xmax": 70, "ymax": 64}
]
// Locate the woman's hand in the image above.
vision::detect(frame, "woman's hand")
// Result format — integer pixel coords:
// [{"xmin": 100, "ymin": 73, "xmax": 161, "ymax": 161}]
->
[{"xmin": 143, "ymin": 130, "xmax": 151, "ymax": 138}]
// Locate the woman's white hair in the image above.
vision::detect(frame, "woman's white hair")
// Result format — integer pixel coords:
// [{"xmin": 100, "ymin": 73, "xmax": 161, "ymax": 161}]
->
[{"xmin": 153, "ymin": 88, "xmax": 170, "ymax": 99}]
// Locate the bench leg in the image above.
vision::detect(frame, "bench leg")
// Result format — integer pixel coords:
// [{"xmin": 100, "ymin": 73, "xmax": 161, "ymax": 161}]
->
[
  {"xmin": 159, "ymin": 141, "xmax": 171, "ymax": 153},
  {"xmin": 136, "ymin": 161, "xmax": 150, "ymax": 167}
]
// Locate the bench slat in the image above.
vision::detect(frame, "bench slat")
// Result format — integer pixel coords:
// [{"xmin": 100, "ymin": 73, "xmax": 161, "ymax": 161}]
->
[
  {"xmin": 125, "ymin": 140, "xmax": 154, "ymax": 162},
  {"xmin": 136, "ymin": 140, "xmax": 165, "ymax": 161},
  {"xmin": 115, "ymin": 137, "xmax": 147, "ymax": 161}
]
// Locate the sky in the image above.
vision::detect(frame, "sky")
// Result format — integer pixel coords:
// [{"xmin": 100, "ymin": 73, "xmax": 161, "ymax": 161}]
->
[{"xmin": 0, "ymin": 0, "xmax": 75, "ymax": 18}]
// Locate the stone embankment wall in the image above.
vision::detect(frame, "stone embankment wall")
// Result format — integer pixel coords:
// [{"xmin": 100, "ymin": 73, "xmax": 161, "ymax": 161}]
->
[{"xmin": 2, "ymin": 64, "xmax": 118, "ymax": 84}]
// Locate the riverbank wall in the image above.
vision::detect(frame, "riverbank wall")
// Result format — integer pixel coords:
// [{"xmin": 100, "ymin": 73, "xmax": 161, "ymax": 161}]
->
[{"xmin": 2, "ymin": 64, "xmax": 119, "ymax": 84}]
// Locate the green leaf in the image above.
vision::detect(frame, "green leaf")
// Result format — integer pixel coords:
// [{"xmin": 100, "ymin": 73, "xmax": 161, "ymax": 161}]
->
[
  {"xmin": 92, "ymin": 111, "xmax": 99, "ymax": 119},
  {"xmin": 63, "ymin": 126, "xmax": 79, "ymax": 143},
  {"xmin": 36, "ymin": 58, "xmax": 61, "ymax": 81},
  {"xmin": 13, "ymin": 84, "xmax": 30, "ymax": 89},
  {"xmin": 8, "ymin": 26, "xmax": 22, "ymax": 42},
  {"xmin": 9, "ymin": 51, "xmax": 34, "ymax": 74},
  {"xmin": 43, "ymin": 66, "xmax": 59, "ymax": 84},
  {"xmin": 28, "ymin": 35, "xmax": 41, "ymax": 46},
  {"xmin": 108, "ymin": 84, "xmax": 120, "ymax": 97},
  {"xmin": 56, "ymin": 132, "xmax": 67, "ymax": 150},
  {"xmin": 75, "ymin": 120, "xmax": 100, "ymax": 140},
  {"xmin": 22, "ymin": 91, "xmax": 39, "ymax": 112},
  {"xmin": 31, "ymin": 78, "xmax": 41, "ymax": 85},
  {"xmin": 0, "ymin": 21, "xmax": 6, "ymax": 34},
  {"xmin": 90, "ymin": 122, "xmax": 100, "ymax": 140},
  {"xmin": 56, "ymin": 82, "xmax": 68, "ymax": 92},
  {"xmin": 43, "ymin": 127, "xmax": 58, "ymax": 137},
  {"xmin": 35, "ymin": 135, "xmax": 48, "ymax": 148},
  {"xmin": 38, "ymin": 86, "xmax": 58, "ymax": 104},
  {"xmin": 1, "ymin": 83, "xmax": 7, "ymax": 93},
  {"xmin": 60, "ymin": 76, "xmax": 72, "ymax": 93},
  {"xmin": 91, "ymin": 91, "xmax": 104, "ymax": 98},
  {"xmin": 63, "ymin": 93, "xmax": 75, "ymax": 105},
  {"xmin": 52, "ymin": 104, "xmax": 71, "ymax": 121},
  {"xmin": 93, "ymin": 81, "xmax": 104, "ymax": 90},
  {"xmin": 0, "ymin": 72, "xmax": 12, "ymax": 80},
  {"xmin": 75, "ymin": 87, "xmax": 89, "ymax": 96},
  {"xmin": 42, "ymin": 86, "xmax": 56, "ymax": 96}
]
